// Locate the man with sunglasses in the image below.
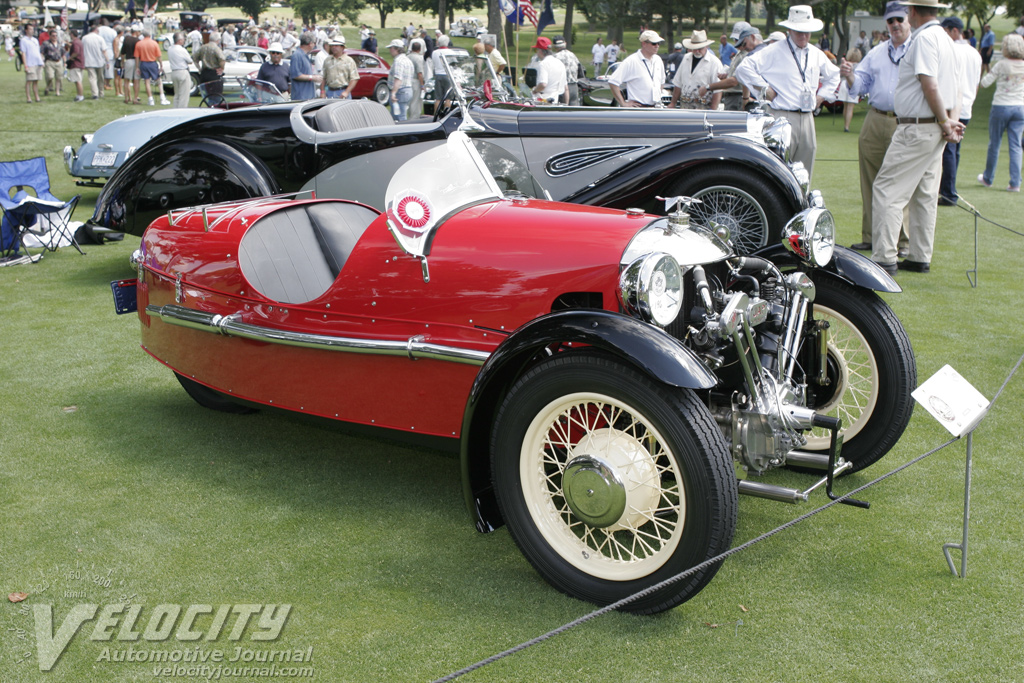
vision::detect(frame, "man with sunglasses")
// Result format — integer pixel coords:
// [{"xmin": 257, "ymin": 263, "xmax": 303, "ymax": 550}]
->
[
  {"xmin": 840, "ymin": 1, "xmax": 912, "ymax": 254},
  {"xmin": 608, "ymin": 30, "xmax": 667, "ymax": 108},
  {"xmin": 869, "ymin": 0, "xmax": 964, "ymax": 275}
]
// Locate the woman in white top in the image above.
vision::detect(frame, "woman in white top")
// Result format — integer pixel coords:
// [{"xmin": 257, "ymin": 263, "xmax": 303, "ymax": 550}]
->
[{"xmin": 979, "ymin": 33, "xmax": 1024, "ymax": 191}]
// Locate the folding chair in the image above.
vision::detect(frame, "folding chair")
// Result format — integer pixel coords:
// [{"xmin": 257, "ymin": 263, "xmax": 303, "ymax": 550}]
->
[{"xmin": 0, "ymin": 157, "xmax": 83, "ymax": 265}]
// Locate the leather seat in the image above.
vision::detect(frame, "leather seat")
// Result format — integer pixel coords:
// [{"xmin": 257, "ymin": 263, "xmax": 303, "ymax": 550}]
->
[
  {"xmin": 238, "ymin": 202, "xmax": 380, "ymax": 304},
  {"xmin": 314, "ymin": 99, "xmax": 395, "ymax": 134}
]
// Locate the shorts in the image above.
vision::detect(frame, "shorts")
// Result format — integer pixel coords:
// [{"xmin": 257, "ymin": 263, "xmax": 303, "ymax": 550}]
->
[
  {"xmin": 122, "ymin": 58, "xmax": 138, "ymax": 80},
  {"xmin": 67, "ymin": 68, "xmax": 82, "ymax": 83},
  {"xmin": 981, "ymin": 48, "xmax": 993, "ymax": 65},
  {"xmin": 25, "ymin": 65, "xmax": 42, "ymax": 81},
  {"xmin": 139, "ymin": 61, "xmax": 160, "ymax": 82}
]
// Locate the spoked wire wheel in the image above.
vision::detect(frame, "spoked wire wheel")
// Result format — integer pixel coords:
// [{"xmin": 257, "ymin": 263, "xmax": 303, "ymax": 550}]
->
[
  {"xmin": 802, "ymin": 305, "xmax": 879, "ymax": 450},
  {"xmin": 688, "ymin": 185, "xmax": 769, "ymax": 254},
  {"xmin": 521, "ymin": 392, "xmax": 685, "ymax": 581}
]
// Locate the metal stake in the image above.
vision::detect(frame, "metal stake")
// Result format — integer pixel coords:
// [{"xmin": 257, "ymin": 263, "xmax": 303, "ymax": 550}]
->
[{"xmin": 943, "ymin": 431, "xmax": 973, "ymax": 578}]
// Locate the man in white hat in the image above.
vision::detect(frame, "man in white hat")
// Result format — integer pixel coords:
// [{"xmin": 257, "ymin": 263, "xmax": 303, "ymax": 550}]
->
[
  {"xmin": 322, "ymin": 36, "xmax": 359, "ymax": 99},
  {"xmin": 386, "ymin": 38, "xmax": 415, "ymax": 120},
  {"xmin": 257, "ymin": 41, "xmax": 290, "ymax": 95},
  {"xmin": 840, "ymin": 0, "xmax": 913, "ymax": 254},
  {"xmin": 552, "ymin": 36, "xmax": 581, "ymax": 105},
  {"xmin": 669, "ymin": 29, "xmax": 722, "ymax": 110},
  {"xmin": 608, "ymin": 30, "xmax": 666, "ymax": 107},
  {"xmin": 870, "ymin": 0, "xmax": 964, "ymax": 275},
  {"xmin": 736, "ymin": 5, "xmax": 839, "ymax": 181}
]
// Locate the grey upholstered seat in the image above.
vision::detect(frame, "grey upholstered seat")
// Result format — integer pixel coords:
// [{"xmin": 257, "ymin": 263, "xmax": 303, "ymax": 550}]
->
[
  {"xmin": 314, "ymin": 99, "xmax": 395, "ymax": 134},
  {"xmin": 238, "ymin": 202, "xmax": 380, "ymax": 304}
]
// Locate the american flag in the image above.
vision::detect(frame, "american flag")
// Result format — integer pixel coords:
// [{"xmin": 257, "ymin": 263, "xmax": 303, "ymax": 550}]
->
[
  {"xmin": 519, "ymin": 0, "xmax": 538, "ymax": 27},
  {"xmin": 60, "ymin": 6, "xmax": 68, "ymax": 30}
]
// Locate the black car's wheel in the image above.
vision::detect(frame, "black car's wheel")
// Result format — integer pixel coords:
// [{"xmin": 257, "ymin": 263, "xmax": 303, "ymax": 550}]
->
[
  {"xmin": 800, "ymin": 275, "xmax": 916, "ymax": 472},
  {"xmin": 374, "ymin": 80, "xmax": 389, "ymax": 105},
  {"xmin": 175, "ymin": 373, "xmax": 256, "ymax": 414},
  {"xmin": 491, "ymin": 353, "xmax": 737, "ymax": 614},
  {"xmin": 667, "ymin": 165, "xmax": 792, "ymax": 255},
  {"xmin": 14, "ymin": 51, "xmax": 22, "ymax": 72},
  {"xmin": 189, "ymin": 73, "xmax": 200, "ymax": 96}
]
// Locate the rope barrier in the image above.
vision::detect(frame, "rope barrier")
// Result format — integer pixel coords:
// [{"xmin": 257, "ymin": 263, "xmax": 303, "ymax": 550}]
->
[{"xmin": 430, "ymin": 351, "xmax": 1024, "ymax": 683}]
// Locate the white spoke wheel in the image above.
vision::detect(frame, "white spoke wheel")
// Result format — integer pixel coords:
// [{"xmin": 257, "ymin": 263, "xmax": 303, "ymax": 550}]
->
[
  {"xmin": 799, "ymin": 276, "xmax": 916, "ymax": 473},
  {"xmin": 491, "ymin": 353, "xmax": 736, "ymax": 614}
]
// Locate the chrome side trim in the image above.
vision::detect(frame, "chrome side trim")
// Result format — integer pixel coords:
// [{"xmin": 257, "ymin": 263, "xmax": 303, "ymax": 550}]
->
[{"xmin": 146, "ymin": 304, "xmax": 490, "ymax": 365}]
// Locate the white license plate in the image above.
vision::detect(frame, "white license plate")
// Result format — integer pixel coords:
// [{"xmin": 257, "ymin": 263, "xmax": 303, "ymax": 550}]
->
[{"xmin": 91, "ymin": 152, "xmax": 118, "ymax": 167}]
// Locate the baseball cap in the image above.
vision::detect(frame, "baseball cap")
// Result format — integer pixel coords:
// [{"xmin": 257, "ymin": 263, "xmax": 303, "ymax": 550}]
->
[
  {"xmin": 884, "ymin": 1, "xmax": 909, "ymax": 19},
  {"xmin": 940, "ymin": 16, "xmax": 964, "ymax": 30},
  {"xmin": 639, "ymin": 29, "xmax": 664, "ymax": 44},
  {"xmin": 532, "ymin": 36, "xmax": 551, "ymax": 49},
  {"xmin": 552, "ymin": 36, "xmax": 566, "ymax": 47},
  {"xmin": 730, "ymin": 21, "xmax": 751, "ymax": 41},
  {"xmin": 735, "ymin": 26, "xmax": 761, "ymax": 46}
]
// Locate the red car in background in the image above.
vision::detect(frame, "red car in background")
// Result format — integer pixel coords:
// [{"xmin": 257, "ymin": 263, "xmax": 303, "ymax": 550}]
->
[{"xmin": 325, "ymin": 48, "xmax": 391, "ymax": 104}]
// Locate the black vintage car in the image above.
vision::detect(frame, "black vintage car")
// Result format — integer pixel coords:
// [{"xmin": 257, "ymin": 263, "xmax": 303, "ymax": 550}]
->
[{"xmin": 87, "ymin": 53, "xmax": 815, "ymax": 254}]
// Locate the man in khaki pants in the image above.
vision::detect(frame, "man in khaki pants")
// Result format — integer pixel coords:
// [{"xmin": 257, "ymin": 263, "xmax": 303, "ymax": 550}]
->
[
  {"xmin": 870, "ymin": 0, "xmax": 963, "ymax": 275},
  {"xmin": 840, "ymin": 1, "xmax": 911, "ymax": 255}
]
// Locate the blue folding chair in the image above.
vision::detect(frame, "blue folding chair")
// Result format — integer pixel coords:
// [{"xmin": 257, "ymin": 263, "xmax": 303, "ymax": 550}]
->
[{"xmin": 1, "ymin": 157, "xmax": 83, "ymax": 264}]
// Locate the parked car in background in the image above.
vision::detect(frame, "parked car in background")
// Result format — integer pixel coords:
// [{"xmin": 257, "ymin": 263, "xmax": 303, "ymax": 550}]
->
[
  {"xmin": 89, "ymin": 51, "xmax": 811, "ymax": 257},
  {"xmin": 161, "ymin": 46, "xmax": 280, "ymax": 96},
  {"xmin": 577, "ymin": 61, "xmax": 674, "ymax": 107}
]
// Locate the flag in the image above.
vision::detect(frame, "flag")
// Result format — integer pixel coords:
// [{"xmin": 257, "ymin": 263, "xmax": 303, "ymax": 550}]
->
[
  {"xmin": 150, "ymin": 0, "xmax": 158, "ymax": 15},
  {"xmin": 519, "ymin": 0, "xmax": 538, "ymax": 27},
  {"xmin": 60, "ymin": 6, "xmax": 68, "ymax": 30},
  {"xmin": 144, "ymin": 1, "xmax": 149, "ymax": 15},
  {"xmin": 43, "ymin": 7, "xmax": 53, "ymax": 27},
  {"xmin": 536, "ymin": 0, "xmax": 554, "ymax": 35}
]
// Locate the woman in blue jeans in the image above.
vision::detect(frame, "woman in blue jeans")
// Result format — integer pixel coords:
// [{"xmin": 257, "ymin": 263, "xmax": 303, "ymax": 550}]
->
[{"xmin": 979, "ymin": 34, "xmax": 1024, "ymax": 192}]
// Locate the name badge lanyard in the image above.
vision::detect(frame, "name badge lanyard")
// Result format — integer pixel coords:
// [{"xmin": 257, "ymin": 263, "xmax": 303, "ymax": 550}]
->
[
  {"xmin": 642, "ymin": 57, "xmax": 658, "ymax": 102},
  {"xmin": 788, "ymin": 37, "xmax": 814, "ymax": 110}
]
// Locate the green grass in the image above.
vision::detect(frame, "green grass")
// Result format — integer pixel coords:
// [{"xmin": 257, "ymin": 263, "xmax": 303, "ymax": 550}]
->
[{"xmin": 3, "ymin": 32, "xmax": 1024, "ymax": 683}]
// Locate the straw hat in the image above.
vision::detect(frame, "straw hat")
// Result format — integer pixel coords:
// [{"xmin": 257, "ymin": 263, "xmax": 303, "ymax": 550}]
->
[{"xmin": 682, "ymin": 29, "xmax": 714, "ymax": 50}]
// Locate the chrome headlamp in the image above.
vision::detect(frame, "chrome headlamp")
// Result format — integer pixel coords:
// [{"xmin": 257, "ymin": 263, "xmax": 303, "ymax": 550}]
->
[
  {"xmin": 762, "ymin": 117, "xmax": 792, "ymax": 163},
  {"xmin": 789, "ymin": 161, "xmax": 810, "ymax": 197},
  {"xmin": 618, "ymin": 253, "xmax": 683, "ymax": 327},
  {"xmin": 62, "ymin": 145, "xmax": 76, "ymax": 174},
  {"xmin": 782, "ymin": 208, "xmax": 835, "ymax": 267}
]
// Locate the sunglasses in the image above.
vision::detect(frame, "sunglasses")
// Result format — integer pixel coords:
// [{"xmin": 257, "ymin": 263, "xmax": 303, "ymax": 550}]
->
[{"xmin": 887, "ymin": 16, "xmax": 905, "ymax": 24}]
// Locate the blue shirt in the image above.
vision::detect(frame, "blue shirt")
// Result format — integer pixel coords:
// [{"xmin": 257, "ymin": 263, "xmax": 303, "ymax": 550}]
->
[
  {"xmin": 980, "ymin": 30, "xmax": 995, "ymax": 49},
  {"xmin": 289, "ymin": 48, "xmax": 315, "ymax": 101},
  {"xmin": 849, "ymin": 39, "xmax": 909, "ymax": 113},
  {"xmin": 719, "ymin": 42, "xmax": 737, "ymax": 67}
]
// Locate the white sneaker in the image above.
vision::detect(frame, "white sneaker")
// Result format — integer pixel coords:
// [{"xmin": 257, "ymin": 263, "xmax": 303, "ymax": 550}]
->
[
  {"xmin": 148, "ymin": 96, "xmax": 155, "ymax": 106},
  {"xmin": 160, "ymin": 98, "xmax": 170, "ymax": 105}
]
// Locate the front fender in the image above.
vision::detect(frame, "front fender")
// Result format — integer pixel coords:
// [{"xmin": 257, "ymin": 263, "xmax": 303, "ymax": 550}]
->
[
  {"xmin": 754, "ymin": 243, "xmax": 902, "ymax": 293},
  {"xmin": 88, "ymin": 138, "xmax": 280, "ymax": 237},
  {"xmin": 564, "ymin": 134, "xmax": 805, "ymax": 213},
  {"xmin": 460, "ymin": 309, "xmax": 717, "ymax": 533}
]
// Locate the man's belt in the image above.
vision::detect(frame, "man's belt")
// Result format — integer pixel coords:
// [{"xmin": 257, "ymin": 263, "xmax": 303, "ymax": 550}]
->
[
  {"xmin": 896, "ymin": 116, "xmax": 938, "ymax": 124},
  {"xmin": 769, "ymin": 105, "xmax": 811, "ymax": 113},
  {"xmin": 871, "ymin": 106, "xmax": 896, "ymax": 117}
]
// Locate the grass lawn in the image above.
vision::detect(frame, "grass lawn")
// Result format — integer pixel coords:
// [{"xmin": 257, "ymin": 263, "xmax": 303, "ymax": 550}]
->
[{"xmin": 2, "ymin": 23, "xmax": 1024, "ymax": 682}]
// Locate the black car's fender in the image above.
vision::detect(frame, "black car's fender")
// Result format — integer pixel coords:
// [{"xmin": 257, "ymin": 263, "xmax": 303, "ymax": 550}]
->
[
  {"xmin": 754, "ymin": 243, "xmax": 902, "ymax": 293},
  {"xmin": 89, "ymin": 137, "xmax": 280, "ymax": 237},
  {"xmin": 459, "ymin": 309, "xmax": 718, "ymax": 533},
  {"xmin": 563, "ymin": 134, "xmax": 805, "ymax": 214}
]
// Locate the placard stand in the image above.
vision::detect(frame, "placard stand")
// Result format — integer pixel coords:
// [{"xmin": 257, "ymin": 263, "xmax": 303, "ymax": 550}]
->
[{"xmin": 911, "ymin": 365, "xmax": 990, "ymax": 579}]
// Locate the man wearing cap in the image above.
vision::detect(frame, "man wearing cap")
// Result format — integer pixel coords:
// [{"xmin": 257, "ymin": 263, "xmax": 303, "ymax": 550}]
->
[
  {"xmin": 840, "ymin": 0, "xmax": 912, "ymax": 253},
  {"xmin": 552, "ymin": 36, "xmax": 581, "ymax": 105},
  {"xmin": 591, "ymin": 37, "xmax": 605, "ymax": 78},
  {"xmin": 719, "ymin": 34, "xmax": 737, "ymax": 67},
  {"xmin": 703, "ymin": 26, "xmax": 764, "ymax": 111},
  {"xmin": 289, "ymin": 33, "xmax": 321, "ymax": 101},
  {"xmin": 670, "ymin": 30, "xmax": 722, "ymax": 110},
  {"xmin": 736, "ymin": 5, "xmax": 839, "ymax": 181},
  {"xmin": 938, "ymin": 16, "xmax": 981, "ymax": 205},
  {"xmin": 531, "ymin": 37, "xmax": 568, "ymax": 104},
  {"xmin": 167, "ymin": 32, "xmax": 192, "ymax": 107},
  {"xmin": 386, "ymin": 39, "xmax": 414, "ymax": 120},
  {"xmin": 361, "ymin": 29, "xmax": 377, "ymax": 54},
  {"xmin": 608, "ymin": 30, "xmax": 666, "ymax": 107},
  {"xmin": 870, "ymin": 0, "xmax": 964, "ymax": 275}
]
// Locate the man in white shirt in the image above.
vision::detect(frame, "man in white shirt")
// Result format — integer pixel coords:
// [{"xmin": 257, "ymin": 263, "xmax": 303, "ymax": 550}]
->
[
  {"xmin": 608, "ymin": 30, "xmax": 666, "ymax": 107},
  {"xmin": 870, "ymin": 0, "xmax": 963, "ymax": 275},
  {"xmin": 167, "ymin": 32, "xmax": 193, "ymax": 108},
  {"xmin": 670, "ymin": 29, "xmax": 723, "ymax": 109},
  {"xmin": 938, "ymin": 15, "xmax": 982, "ymax": 205},
  {"xmin": 841, "ymin": 0, "xmax": 912, "ymax": 252},
  {"xmin": 98, "ymin": 19, "xmax": 116, "ymax": 87},
  {"xmin": 736, "ymin": 5, "xmax": 839, "ymax": 182},
  {"xmin": 82, "ymin": 23, "xmax": 110, "ymax": 99},
  {"xmin": 187, "ymin": 27, "xmax": 202, "ymax": 53},
  {"xmin": 591, "ymin": 37, "xmax": 605, "ymax": 78},
  {"xmin": 604, "ymin": 39, "xmax": 620, "ymax": 73},
  {"xmin": 531, "ymin": 37, "xmax": 567, "ymax": 104}
]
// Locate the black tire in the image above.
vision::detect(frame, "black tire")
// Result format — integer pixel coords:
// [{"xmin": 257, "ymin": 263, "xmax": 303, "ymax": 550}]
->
[
  {"xmin": 667, "ymin": 164, "xmax": 792, "ymax": 256},
  {"xmin": 490, "ymin": 353, "xmax": 737, "ymax": 614},
  {"xmin": 14, "ymin": 51, "xmax": 22, "ymax": 72},
  {"xmin": 175, "ymin": 373, "xmax": 257, "ymax": 414},
  {"xmin": 799, "ymin": 275, "xmax": 916, "ymax": 472},
  {"xmin": 373, "ymin": 80, "xmax": 389, "ymax": 105}
]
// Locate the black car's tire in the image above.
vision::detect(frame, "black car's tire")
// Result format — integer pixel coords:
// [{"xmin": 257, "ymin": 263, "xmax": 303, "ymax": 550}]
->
[
  {"xmin": 667, "ymin": 164, "xmax": 792, "ymax": 255},
  {"xmin": 175, "ymin": 373, "xmax": 256, "ymax": 414},
  {"xmin": 189, "ymin": 73, "xmax": 200, "ymax": 96},
  {"xmin": 799, "ymin": 275, "xmax": 916, "ymax": 473},
  {"xmin": 490, "ymin": 353, "xmax": 737, "ymax": 614},
  {"xmin": 374, "ymin": 80, "xmax": 389, "ymax": 105}
]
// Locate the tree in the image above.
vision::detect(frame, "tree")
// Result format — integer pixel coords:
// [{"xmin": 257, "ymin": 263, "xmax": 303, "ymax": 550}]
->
[
  {"xmin": 291, "ymin": 0, "xmax": 364, "ymax": 26},
  {"xmin": 236, "ymin": 0, "xmax": 272, "ymax": 23},
  {"xmin": 962, "ymin": 0, "xmax": 999, "ymax": 32}
]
